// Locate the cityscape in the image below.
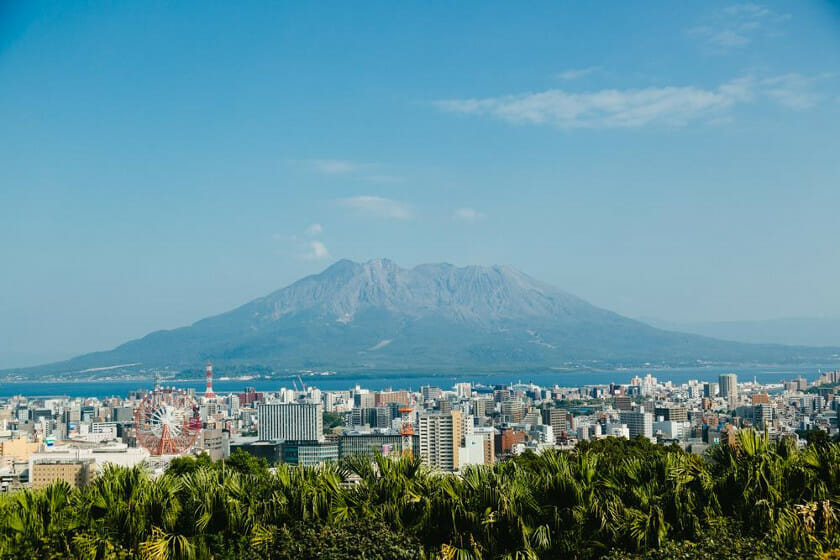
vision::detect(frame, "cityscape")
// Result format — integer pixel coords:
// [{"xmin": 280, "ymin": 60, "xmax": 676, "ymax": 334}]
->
[
  {"xmin": 2, "ymin": 0, "xmax": 839, "ymax": 558},
  {"xmin": 5, "ymin": 363, "xmax": 839, "ymax": 491}
]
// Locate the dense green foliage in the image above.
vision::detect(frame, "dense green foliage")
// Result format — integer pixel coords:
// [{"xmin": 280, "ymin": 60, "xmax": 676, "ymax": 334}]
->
[
  {"xmin": 1, "ymin": 431, "xmax": 839, "ymax": 559},
  {"xmin": 323, "ymin": 411, "xmax": 346, "ymax": 433}
]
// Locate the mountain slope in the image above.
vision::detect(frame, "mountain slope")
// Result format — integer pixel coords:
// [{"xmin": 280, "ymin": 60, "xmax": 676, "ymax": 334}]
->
[{"xmin": 13, "ymin": 259, "xmax": 840, "ymax": 375}]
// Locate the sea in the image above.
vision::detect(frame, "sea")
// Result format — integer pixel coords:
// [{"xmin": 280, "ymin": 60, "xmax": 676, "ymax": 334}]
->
[{"xmin": 1, "ymin": 363, "xmax": 836, "ymax": 399}]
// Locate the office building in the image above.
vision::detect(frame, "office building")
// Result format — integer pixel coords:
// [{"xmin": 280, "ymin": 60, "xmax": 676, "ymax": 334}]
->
[
  {"xmin": 754, "ymin": 403, "xmax": 773, "ymax": 430},
  {"xmin": 472, "ymin": 398, "xmax": 491, "ymax": 418},
  {"xmin": 654, "ymin": 406, "xmax": 688, "ymax": 423},
  {"xmin": 455, "ymin": 383, "xmax": 472, "ymax": 399},
  {"xmin": 421, "ymin": 386, "xmax": 442, "ymax": 402},
  {"xmin": 500, "ymin": 399, "xmax": 525, "ymax": 423},
  {"xmin": 353, "ymin": 392, "xmax": 375, "ymax": 409},
  {"xmin": 281, "ymin": 440, "xmax": 338, "ymax": 466},
  {"xmin": 541, "ymin": 408, "xmax": 569, "ymax": 443},
  {"xmin": 30, "ymin": 460, "xmax": 94, "ymax": 490},
  {"xmin": 258, "ymin": 403, "xmax": 323, "ymax": 442},
  {"xmin": 230, "ymin": 439, "xmax": 282, "ymax": 464},
  {"xmin": 338, "ymin": 433, "xmax": 419, "ymax": 459},
  {"xmin": 619, "ymin": 408, "xmax": 653, "ymax": 439},
  {"xmin": 719, "ymin": 374, "xmax": 738, "ymax": 399}
]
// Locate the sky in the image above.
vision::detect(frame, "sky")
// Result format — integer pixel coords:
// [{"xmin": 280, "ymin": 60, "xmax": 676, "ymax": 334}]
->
[{"xmin": 1, "ymin": 1, "xmax": 840, "ymax": 368}]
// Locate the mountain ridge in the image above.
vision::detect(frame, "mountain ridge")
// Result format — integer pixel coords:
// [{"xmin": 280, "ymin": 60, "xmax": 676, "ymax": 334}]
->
[{"xmin": 7, "ymin": 259, "xmax": 839, "ymax": 376}]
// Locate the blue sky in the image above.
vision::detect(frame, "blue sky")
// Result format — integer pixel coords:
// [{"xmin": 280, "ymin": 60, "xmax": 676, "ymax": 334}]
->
[{"xmin": 1, "ymin": 1, "xmax": 839, "ymax": 367}]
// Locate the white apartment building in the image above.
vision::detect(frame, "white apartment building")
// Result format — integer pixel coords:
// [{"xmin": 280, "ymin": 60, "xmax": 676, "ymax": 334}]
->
[{"xmin": 257, "ymin": 403, "xmax": 323, "ymax": 442}]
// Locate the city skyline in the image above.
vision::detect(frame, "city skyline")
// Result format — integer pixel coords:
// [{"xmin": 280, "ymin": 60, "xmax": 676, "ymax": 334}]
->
[{"xmin": 2, "ymin": 1, "xmax": 840, "ymax": 367}]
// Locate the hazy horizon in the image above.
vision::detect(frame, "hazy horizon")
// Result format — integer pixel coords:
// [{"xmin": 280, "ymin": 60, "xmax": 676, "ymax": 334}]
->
[{"xmin": 2, "ymin": 2, "xmax": 839, "ymax": 367}]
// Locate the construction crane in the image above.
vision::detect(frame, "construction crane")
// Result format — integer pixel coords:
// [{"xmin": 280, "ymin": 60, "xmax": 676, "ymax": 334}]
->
[{"xmin": 297, "ymin": 375, "xmax": 307, "ymax": 391}]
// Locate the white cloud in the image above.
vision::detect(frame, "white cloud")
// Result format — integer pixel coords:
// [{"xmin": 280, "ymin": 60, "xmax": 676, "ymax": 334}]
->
[
  {"xmin": 436, "ymin": 83, "xmax": 738, "ymax": 129},
  {"xmin": 453, "ymin": 207, "xmax": 485, "ymax": 222},
  {"xmin": 338, "ymin": 196, "xmax": 412, "ymax": 219},
  {"xmin": 435, "ymin": 74, "xmax": 828, "ymax": 129},
  {"xmin": 309, "ymin": 159, "xmax": 365, "ymax": 174},
  {"xmin": 762, "ymin": 73, "xmax": 823, "ymax": 110},
  {"xmin": 273, "ymin": 225, "xmax": 330, "ymax": 260},
  {"xmin": 557, "ymin": 66, "xmax": 600, "ymax": 80},
  {"xmin": 304, "ymin": 240, "xmax": 330, "ymax": 260},
  {"xmin": 689, "ymin": 3, "xmax": 790, "ymax": 53}
]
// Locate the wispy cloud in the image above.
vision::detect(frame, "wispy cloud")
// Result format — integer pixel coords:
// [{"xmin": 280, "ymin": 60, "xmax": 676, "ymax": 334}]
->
[
  {"xmin": 557, "ymin": 66, "xmax": 600, "ymax": 81},
  {"xmin": 306, "ymin": 159, "xmax": 404, "ymax": 184},
  {"xmin": 435, "ymin": 74, "xmax": 827, "ymax": 129},
  {"xmin": 304, "ymin": 240, "xmax": 330, "ymax": 260},
  {"xmin": 762, "ymin": 73, "xmax": 824, "ymax": 109},
  {"xmin": 453, "ymin": 207, "xmax": 485, "ymax": 222},
  {"xmin": 338, "ymin": 196, "xmax": 412, "ymax": 220},
  {"xmin": 309, "ymin": 159, "xmax": 366, "ymax": 174},
  {"xmin": 688, "ymin": 3, "xmax": 790, "ymax": 53},
  {"xmin": 436, "ymin": 83, "xmax": 738, "ymax": 129},
  {"xmin": 273, "ymin": 224, "xmax": 330, "ymax": 260}
]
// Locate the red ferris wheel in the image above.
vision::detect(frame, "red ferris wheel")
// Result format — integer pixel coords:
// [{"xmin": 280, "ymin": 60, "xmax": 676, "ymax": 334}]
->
[{"xmin": 134, "ymin": 387, "xmax": 202, "ymax": 456}]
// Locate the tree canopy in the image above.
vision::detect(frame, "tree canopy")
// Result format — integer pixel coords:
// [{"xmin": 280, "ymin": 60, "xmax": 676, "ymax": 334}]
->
[{"xmin": 2, "ymin": 431, "xmax": 839, "ymax": 559}]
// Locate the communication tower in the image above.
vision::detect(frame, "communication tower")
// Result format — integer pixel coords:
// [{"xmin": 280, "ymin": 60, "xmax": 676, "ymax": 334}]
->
[{"xmin": 205, "ymin": 362, "xmax": 215, "ymax": 398}]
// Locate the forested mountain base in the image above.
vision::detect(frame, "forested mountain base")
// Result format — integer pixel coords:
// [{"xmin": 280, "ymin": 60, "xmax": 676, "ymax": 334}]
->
[{"xmin": 2, "ymin": 432, "xmax": 839, "ymax": 559}]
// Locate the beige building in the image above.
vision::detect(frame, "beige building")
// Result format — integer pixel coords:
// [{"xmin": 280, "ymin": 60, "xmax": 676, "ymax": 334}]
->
[
  {"xmin": 418, "ymin": 411, "xmax": 462, "ymax": 472},
  {"xmin": 0, "ymin": 437, "xmax": 40, "ymax": 461},
  {"xmin": 198, "ymin": 429, "xmax": 230, "ymax": 461},
  {"xmin": 28, "ymin": 442, "xmax": 148, "ymax": 489},
  {"xmin": 30, "ymin": 460, "xmax": 95, "ymax": 490}
]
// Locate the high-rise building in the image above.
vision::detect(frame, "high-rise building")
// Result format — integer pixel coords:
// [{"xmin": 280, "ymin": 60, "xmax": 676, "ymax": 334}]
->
[
  {"xmin": 493, "ymin": 388, "xmax": 511, "ymax": 403},
  {"xmin": 719, "ymin": 374, "xmax": 738, "ymax": 399},
  {"xmin": 501, "ymin": 399, "xmax": 525, "ymax": 423},
  {"xmin": 353, "ymin": 392, "xmax": 375, "ymax": 409},
  {"xmin": 653, "ymin": 406, "xmax": 688, "ymax": 423},
  {"xmin": 454, "ymin": 383, "xmax": 472, "ymax": 399},
  {"xmin": 541, "ymin": 408, "xmax": 569, "ymax": 443},
  {"xmin": 754, "ymin": 403, "xmax": 772, "ymax": 430},
  {"xmin": 258, "ymin": 403, "xmax": 323, "ymax": 442},
  {"xmin": 421, "ymin": 386, "xmax": 442, "ymax": 402},
  {"xmin": 418, "ymin": 411, "xmax": 462, "ymax": 472},
  {"xmin": 619, "ymin": 408, "xmax": 653, "ymax": 439},
  {"xmin": 111, "ymin": 406, "xmax": 134, "ymax": 423},
  {"xmin": 472, "ymin": 398, "xmax": 491, "ymax": 418}
]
